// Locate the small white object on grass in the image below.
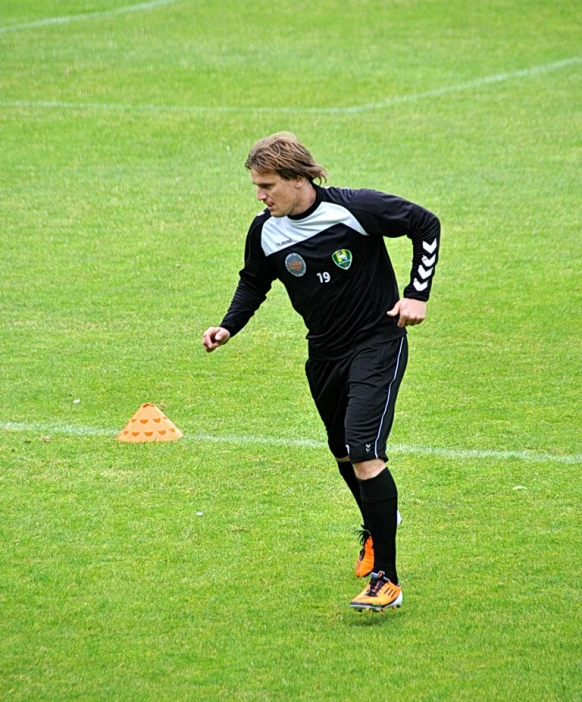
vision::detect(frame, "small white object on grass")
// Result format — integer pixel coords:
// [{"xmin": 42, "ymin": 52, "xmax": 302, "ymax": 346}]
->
[
  {"xmin": 73, "ymin": 399, "xmax": 80, "ymax": 404},
  {"xmin": 196, "ymin": 512, "xmax": 204, "ymax": 516}
]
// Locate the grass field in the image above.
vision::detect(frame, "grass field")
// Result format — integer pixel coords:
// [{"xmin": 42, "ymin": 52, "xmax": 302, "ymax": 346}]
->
[{"xmin": 1, "ymin": 1, "xmax": 581, "ymax": 699}]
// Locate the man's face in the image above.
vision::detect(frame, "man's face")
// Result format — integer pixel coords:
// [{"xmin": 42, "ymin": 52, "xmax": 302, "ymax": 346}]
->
[{"xmin": 250, "ymin": 168, "xmax": 303, "ymax": 218}]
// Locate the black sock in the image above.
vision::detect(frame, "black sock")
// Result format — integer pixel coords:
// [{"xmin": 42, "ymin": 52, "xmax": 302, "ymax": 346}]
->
[
  {"xmin": 337, "ymin": 461, "xmax": 367, "ymax": 528},
  {"xmin": 358, "ymin": 468, "xmax": 399, "ymax": 583}
]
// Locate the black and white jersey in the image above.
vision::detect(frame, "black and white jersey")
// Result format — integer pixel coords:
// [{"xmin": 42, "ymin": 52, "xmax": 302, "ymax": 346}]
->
[{"xmin": 220, "ymin": 185, "xmax": 440, "ymax": 360}]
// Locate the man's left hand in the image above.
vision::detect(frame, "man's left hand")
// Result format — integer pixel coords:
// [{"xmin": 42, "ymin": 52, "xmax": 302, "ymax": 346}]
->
[{"xmin": 387, "ymin": 298, "xmax": 426, "ymax": 328}]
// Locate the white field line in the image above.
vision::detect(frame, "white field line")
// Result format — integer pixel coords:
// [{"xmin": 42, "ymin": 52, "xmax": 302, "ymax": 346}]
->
[
  {"xmin": 0, "ymin": 0, "xmax": 179, "ymax": 35},
  {"xmin": 2, "ymin": 421, "xmax": 581, "ymax": 465},
  {"xmin": 0, "ymin": 57, "xmax": 579, "ymax": 115}
]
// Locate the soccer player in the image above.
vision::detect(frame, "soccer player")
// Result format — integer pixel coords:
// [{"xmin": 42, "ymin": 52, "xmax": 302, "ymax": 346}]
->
[{"xmin": 203, "ymin": 133, "xmax": 440, "ymax": 612}]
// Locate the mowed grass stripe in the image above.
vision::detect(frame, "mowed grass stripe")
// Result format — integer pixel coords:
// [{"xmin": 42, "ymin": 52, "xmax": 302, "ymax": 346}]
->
[
  {"xmin": 0, "ymin": 56, "xmax": 579, "ymax": 114},
  {"xmin": 2, "ymin": 421, "xmax": 580, "ymax": 464},
  {"xmin": 0, "ymin": 0, "xmax": 180, "ymax": 34}
]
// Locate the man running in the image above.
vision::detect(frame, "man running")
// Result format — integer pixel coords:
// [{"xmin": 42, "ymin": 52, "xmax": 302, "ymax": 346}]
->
[{"xmin": 203, "ymin": 132, "xmax": 440, "ymax": 612}]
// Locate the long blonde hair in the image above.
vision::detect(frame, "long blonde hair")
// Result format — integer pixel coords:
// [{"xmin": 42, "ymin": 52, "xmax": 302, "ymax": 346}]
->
[{"xmin": 245, "ymin": 132, "xmax": 328, "ymax": 183}]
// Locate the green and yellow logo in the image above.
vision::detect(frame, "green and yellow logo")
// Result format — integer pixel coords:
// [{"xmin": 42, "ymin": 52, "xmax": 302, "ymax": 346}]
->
[{"xmin": 332, "ymin": 249, "xmax": 352, "ymax": 270}]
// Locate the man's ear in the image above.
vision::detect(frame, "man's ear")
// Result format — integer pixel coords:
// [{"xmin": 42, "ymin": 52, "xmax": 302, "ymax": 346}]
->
[{"xmin": 294, "ymin": 176, "xmax": 305, "ymax": 188}]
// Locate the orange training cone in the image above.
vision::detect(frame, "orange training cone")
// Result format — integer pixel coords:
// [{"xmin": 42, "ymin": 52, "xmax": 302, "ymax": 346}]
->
[{"xmin": 117, "ymin": 403, "xmax": 184, "ymax": 443}]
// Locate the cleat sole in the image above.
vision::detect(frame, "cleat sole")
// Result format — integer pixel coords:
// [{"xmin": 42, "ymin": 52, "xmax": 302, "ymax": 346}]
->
[
  {"xmin": 350, "ymin": 595, "xmax": 402, "ymax": 613},
  {"xmin": 350, "ymin": 605, "xmax": 400, "ymax": 613}
]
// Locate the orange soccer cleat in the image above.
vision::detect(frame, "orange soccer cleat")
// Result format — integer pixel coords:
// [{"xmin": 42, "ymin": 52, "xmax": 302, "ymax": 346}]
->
[
  {"xmin": 350, "ymin": 571, "xmax": 403, "ymax": 612},
  {"xmin": 354, "ymin": 511, "xmax": 401, "ymax": 578},
  {"xmin": 354, "ymin": 528, "xmax": 375, "ymax": 578}
]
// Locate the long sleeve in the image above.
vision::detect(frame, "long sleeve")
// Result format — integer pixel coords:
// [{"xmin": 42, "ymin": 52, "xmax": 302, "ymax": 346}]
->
[
  {"xmin": 220, "ymin": 216, "xmax": 276, "ymax": 337},
  {"xmin": 336, "ymin": 188, "xmax": 441, "ymax": 302},
  {"xmin": 399, "ymin": 203, "xmax": 440, "ymax": 301}
]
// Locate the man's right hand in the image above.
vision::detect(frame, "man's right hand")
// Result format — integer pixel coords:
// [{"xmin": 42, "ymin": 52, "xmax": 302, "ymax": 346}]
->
[{"xmin": 202, "ymin": 326, "xmax": 231, "ymax": 353}]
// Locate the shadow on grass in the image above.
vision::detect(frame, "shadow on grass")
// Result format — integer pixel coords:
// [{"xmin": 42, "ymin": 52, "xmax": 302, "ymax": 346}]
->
[{"xmin": 345, "ymin": 611, "xmax": 406, "ymax": 627}]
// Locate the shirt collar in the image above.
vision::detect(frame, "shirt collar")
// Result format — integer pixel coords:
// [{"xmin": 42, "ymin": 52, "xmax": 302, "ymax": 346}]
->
[{"xmin": 287, "ymin": 183, "xmax": 323, "ymax": 220}]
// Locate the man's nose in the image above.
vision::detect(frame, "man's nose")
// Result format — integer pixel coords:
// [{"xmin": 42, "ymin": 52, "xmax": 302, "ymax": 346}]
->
[{"xmin": 256, "ymin": 189, "xmax": 266, "ymax": 201}]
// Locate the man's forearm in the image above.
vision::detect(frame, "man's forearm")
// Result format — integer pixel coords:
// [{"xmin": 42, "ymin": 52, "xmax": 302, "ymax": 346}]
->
[
  {"xmin": 220, "ymin": 277, "xmax": 269, "ymax": 337},
  {"xmin": 404, "ymin": 209, "xmax": 441, "ymax": 302}
]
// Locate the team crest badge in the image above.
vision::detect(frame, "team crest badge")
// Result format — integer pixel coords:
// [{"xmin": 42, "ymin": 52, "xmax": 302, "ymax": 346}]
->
[
  {"xmin": 285, "ymin": 252, "xmax": 307, "ymax": 277},
  {"xmin": 332, "ymin": 249, "xmax": 352, "ymax": 270}
]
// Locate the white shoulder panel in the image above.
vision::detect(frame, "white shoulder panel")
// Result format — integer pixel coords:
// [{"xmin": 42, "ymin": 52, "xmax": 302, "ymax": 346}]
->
[{"xmin": 261, "ymin": 202, "xmax": 368, "ymax": 257}]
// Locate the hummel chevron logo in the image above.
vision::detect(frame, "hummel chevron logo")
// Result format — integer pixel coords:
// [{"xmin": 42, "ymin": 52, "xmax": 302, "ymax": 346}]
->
[
  {"xmin": 422, "ymin": 239, "xmax": 437, "ymax": 254},
  {"xmin": 421, "ymin": 254, "xmax": 436, "ymax": 267},
  {"xmin": 366, "ymin": 443, "xmax": 372, "ymax": 452},
  {"xmin": 413, "ymin": 278, "xmax": 428, "ymax": 292},
  {"xmin": 418, "ymin": 265, "xmax": 433, "ymax": 280}
]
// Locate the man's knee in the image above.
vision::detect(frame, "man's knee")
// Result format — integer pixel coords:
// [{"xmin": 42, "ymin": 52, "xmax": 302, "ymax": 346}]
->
[{"xmin": 352, "ymin": 458, "xmax": 386, "ymax": 480}]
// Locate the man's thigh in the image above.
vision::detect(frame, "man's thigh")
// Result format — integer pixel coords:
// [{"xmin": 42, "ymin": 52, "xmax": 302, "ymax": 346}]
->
[
  {"xmin": 305, "ymin": 356, "xmax": 350, "ymax": 458},
  {"xmin": 345, "ymin": 336, "xmax": 408, "ymax": 464}
]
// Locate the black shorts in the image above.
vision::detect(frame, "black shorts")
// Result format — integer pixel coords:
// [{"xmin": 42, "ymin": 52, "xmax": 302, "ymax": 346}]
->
[{"xmin": 305, "ymin": 336, "xmax": 408, "ymax": 464}]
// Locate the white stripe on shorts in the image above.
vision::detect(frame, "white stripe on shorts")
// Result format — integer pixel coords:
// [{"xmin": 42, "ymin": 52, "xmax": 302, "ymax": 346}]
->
[{"xmin": 374, "ymin": 337, "xmax": 405, "ymax": 459}]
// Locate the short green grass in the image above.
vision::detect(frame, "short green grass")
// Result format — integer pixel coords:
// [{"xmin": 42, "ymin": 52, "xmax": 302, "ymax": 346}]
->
[{"xmin": 1, "ymin": 1, "xmax": 581, "ymax": 699}]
